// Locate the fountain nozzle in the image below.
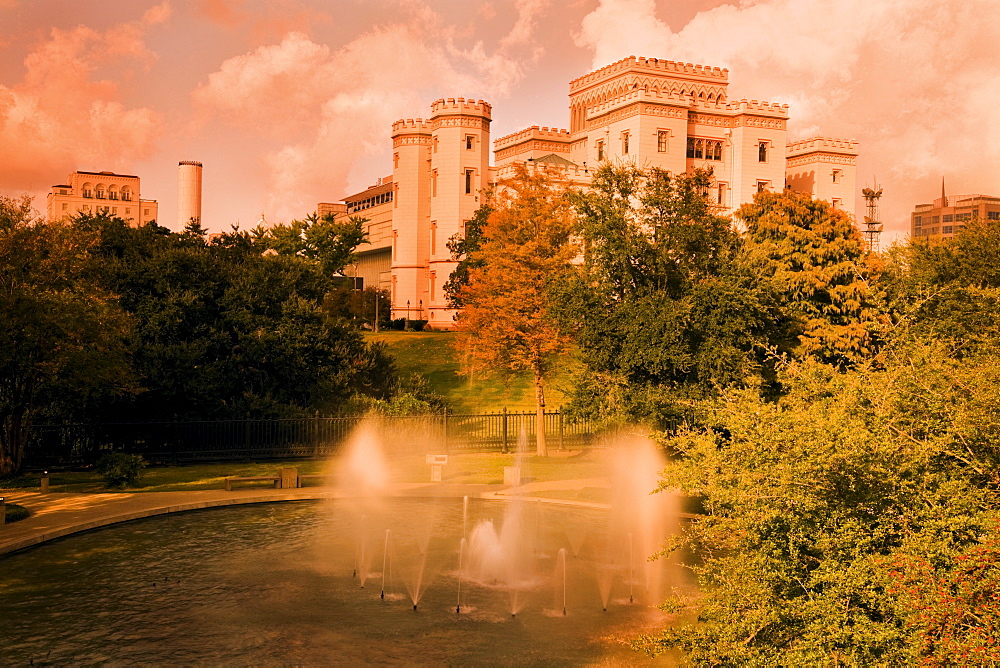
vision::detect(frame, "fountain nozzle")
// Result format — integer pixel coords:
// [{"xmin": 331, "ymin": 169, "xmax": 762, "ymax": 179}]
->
[
  {"xmin": 413, "ymin": 604, "xmax": 418, "ymax": 611},
  {"xmin": 563, "ymin": 608, "xmax": 567, "ymax": 616},
  {"xmin": 380, "ymin": 591, "xmax": 385, "ymax": 600},
  {"xmin": 456, "ymin": 605, "xmax": 461, "ymax": 614}
]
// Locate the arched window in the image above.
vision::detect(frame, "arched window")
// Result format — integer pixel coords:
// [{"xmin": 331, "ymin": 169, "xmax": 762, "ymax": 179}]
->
[
  {"xmin": 82, "ymin": 182, "xmax": 94, "ymax": 198},
  {"xmin": 759, "ymin": 142, "xmax": 768, "ymax": 162},
  {"xmin": 108, "ymin": 185, "xmax": 119, "ymax": 200},
  {"xmin": 95, "ymin": 184, "xmax": 106, "ymax": 199},
  {"xmin": 121, "ymin": 186, "xmax": 132, "ymax": 201}
]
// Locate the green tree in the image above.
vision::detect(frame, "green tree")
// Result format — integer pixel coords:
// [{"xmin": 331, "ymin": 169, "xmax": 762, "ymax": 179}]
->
[
  {"xmin": 739, "ymin": 190, "xmax": 878, "ymax": 367},
  {"xmin": 0, "ymin": 197, "xmax": 132, "ymax": 474},
  {"xmin": 559, "ymin": 165, "xmax": 783, "ymax": 427},
  {"xmin": 454, "ymin": 165, "xmax": 577, "ymax": 455},
  {"xmin": 644, "ymin": 342, "xmax": 999, "ymax": 664},
  {"xmin": 257, "ymin": 210, "xmax": 368, "ymax": 277},
  {"xmin": 444, "ymin": 200, "xmax": 494, "ymax": 308},
  {"xmin": 75, "ymin": 214, "xmax": 394, "ymax": 421}
]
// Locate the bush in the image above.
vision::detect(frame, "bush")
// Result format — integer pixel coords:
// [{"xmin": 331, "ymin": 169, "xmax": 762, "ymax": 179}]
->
[
  {"xmin": 407, "ymin": 319, "xmax": 428, "ymax": 332},
  {"xmin": 97, "ymin": 452, "xmax": 147, "ymax": 488},
  {"xmin": 2, "ymin": 502, "xmax": 29, "ymax": 523},
  {"xmin": 388, "ymin": 318, "xmax": 407, "ymax": 330}
]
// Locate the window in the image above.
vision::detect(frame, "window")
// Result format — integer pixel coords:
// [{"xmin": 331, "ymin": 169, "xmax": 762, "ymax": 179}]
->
[
  {"xmin": 466, "ymin": 135, "xmax": 474, "ymax": 150},
  {"xmin": 96, "ymin": 185, "xmax": 106, "ymax": 199},
  {"xmin": 465, "ymin": 169, "xmax": 473, "ymax": 194},
  {"xmin": 832, "ymin": 198, "xmax": 842, "ymax": 210},
  {"xmin": 914, "ymin": 216, "xmax": 922, "ymax": 226},
  {"xmin": 832, "ymin": 169, "xmax": 842, "ymax": 184},
  {"xmin": 431, "ymin": 170, "xmax": 438, "ymax": 197},
  {"xmin": 112, "ymin": 207, "xmax": 118, "ymax": 215},
  {"xmin": 61, "ymin": 203, "xmax": 68, "ymax": 211},
  {"xmin": 989, "ymin": 211, "xmax": 1000, "ymax": 220},
  {"xmin": 125, "ymin": 208, "xmax": 131, "ymax": 214},
  {"xmin": 433, "ymin": 137, "xmax": 439, "ymax": 153},
  {"xmin": 393, "ymin": 153, "xmax": 399, "ymax": 168},
  {"xmin": 657, "ymin": 131, "xmax": 669, "ymax": 152},
  {"xmin": 757, "ymin": 180, "xmax": 770, "ymax": 193},
  {"xmin": 144, "ymin": 208, "xmax": 150, "ymax": 215},
  {"xmin": 431, "ymin": 222, "xmax": 437, "ymax": 254},
  {"xmin": 121, "ymin": 188, "xmax": 131, "ymax": 201},
  {"xmin": 596, "ymin": 140, "xmax": 605, "ymax": 161},
  {"xmin": 942, "ymin": 214, "xmax": 953, "ymax": 222},
  {"xmin": 687, "ymin": 138, "xmax": 723, "ymax": 161},
  {"xmin": 758, "ymin": 141, "xmax": 768, "ymax": 162},
  {"xmin": 622, "ymin": 132, "xmax": 629, "ymax": 155},
  {"xmin": 943, "ymin": 225, "xmax": 953, "ymax": 234},
  {"xmin": 717, "ymin": 183, "xmax": 727, "ymax": 206}
]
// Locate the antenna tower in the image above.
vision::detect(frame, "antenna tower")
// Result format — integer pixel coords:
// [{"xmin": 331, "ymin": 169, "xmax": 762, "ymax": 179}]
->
[{"xmin": 861, "ymin": 183, "xmax": 883, "ymax": 253}]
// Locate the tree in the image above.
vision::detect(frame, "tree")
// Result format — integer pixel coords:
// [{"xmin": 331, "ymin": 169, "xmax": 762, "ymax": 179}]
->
[
  {"xmin": 454, "ymin": 165, "xmax": 577, "ymax": 456},
  {"xmin": 257, "ymin": 210, "xmax": 368, "ymax": 277},
  {"xmin": 739, "ymin": 190, "xmax": 878, "ymax": 367},
  {"xmin": 74, "ymin": 214, "xmax": 395, "ymax": 422},
  {"xmin": 0, "ymin": 198, "xmax": 132, "ymax": 474},
  {"xmin": 643, "ymin": 342, "xmax": 1000, "ymax": 664},
  {"xmin": 558, "ymin": 165, "xmax": 784, "ymax": 427},
  {"xmin": 444, "ymin": 200, "xmax": 494, "ymax": 308}
]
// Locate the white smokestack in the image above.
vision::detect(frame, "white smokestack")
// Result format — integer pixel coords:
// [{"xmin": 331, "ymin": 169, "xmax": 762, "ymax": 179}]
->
[{"xmin": 177, "ymin": 161, "xmax": 203, "ymax": 227}]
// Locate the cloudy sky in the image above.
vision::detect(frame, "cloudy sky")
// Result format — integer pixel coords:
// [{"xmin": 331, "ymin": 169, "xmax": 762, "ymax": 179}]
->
[{"xmin": 2, "ymin": 0, "xmax": 998, "ymax": 242}]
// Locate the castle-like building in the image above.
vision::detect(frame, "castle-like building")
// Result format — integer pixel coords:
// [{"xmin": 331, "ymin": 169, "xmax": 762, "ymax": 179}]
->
[
  {"xmin": 47, "ymin": 170, "xmax": 158, "ymax": 226},
  {"xmin": 337, "ymin": 56, "xmax": 859, "ymax": 330}
]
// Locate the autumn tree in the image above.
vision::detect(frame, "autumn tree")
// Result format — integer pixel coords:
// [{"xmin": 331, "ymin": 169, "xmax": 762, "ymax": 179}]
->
[
  {"xmin": 444, "ymin": 200, "xmax": 493, "ymax": 308},
  {"xmin": 739, "ymin": 190, "xmax": 879, "ymax": 367},
  {"xmin": 454, "ymin": 165, "xmax": 577, "ymax": 456}
]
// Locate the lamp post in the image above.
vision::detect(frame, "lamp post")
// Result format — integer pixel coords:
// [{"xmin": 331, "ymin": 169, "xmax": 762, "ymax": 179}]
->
[
  {"xmin": 0, "ymin": 497, "xmax": 5, "ymax": 526},
  {"xmin": 406, "ymin": 299, "xmax": 410, "ymax": 329}
]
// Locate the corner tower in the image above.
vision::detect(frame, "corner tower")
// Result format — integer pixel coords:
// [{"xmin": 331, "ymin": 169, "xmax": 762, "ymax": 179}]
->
[
  {"xmin": 390, "ymin": 118, "xmax": 433, "ymax": 321},
  {"xmin": 426, "ymin": 98, "xmax": 491, "ymax": 328}
]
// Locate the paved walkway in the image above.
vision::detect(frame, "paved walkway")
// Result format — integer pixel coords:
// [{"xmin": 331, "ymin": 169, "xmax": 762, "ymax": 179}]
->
[{"xmin": 0, "ymin": 478, "xmax": 614, "ymax": 557}]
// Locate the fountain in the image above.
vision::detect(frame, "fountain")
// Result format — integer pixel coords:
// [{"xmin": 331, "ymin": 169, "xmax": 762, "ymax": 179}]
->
[{"xmin": 0, "ymin": 419, "xmax": 695, "ymax": 664}]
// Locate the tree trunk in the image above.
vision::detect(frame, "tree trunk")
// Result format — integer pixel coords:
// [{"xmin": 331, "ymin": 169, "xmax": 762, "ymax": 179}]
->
[{"xmin": 533, "ymin": 367, "xmax": 548, "ymax": 457}]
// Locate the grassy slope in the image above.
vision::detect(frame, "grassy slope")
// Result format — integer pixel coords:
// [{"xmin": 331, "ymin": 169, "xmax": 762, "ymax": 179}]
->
[{"xmin": 367, "ymin": 331, "xmax": 579, "ymax": 414}]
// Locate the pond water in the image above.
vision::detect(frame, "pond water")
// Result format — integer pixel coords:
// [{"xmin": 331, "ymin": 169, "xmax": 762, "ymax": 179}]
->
[{"xmin": 0, "ymin": 498, "xmax": 691, "ymax": 666}]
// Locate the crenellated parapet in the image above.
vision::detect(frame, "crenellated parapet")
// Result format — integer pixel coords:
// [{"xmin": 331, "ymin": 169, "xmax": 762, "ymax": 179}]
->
[
  {"xmin": 430, "ymin": 97, "xmax": 492, "ymax": 119},
  {"xmin": 569, "ymin": 56, "xmax": 728, "ymax": 93},
  {"xmin": 725, "ymin": 98, "xmax": 789, "ymax": 117},
  {"xmin": 391, "ymin": 118, "xmax": 432, "ymax": 135},
  {"xmin": 494, "ymin": 126, "xmax": 572, "ymax": 151},
  {"xmin": 787, "ymin": 136, "xmax": 859, "ymax": 156}
]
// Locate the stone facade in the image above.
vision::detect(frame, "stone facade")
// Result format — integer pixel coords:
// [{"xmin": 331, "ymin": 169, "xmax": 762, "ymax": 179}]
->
[
  {"xmin": 334, "ymin": 56, "xmax": 859, "ymax": 330},
  {"xmin": 46, "ymin": 170, "xmax": 158, "ymax": 227}
]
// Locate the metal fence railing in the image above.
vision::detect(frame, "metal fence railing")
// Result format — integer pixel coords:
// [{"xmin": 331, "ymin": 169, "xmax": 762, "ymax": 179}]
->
[{"xmin": 25, "ymin": 410, "xmax": 597, "ymax": 467}]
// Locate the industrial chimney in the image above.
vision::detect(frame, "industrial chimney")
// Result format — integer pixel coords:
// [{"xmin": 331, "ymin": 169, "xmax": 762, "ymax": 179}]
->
[{"xmin": 177, "ymin": 161, "xmax": 203, "ymax": 227}]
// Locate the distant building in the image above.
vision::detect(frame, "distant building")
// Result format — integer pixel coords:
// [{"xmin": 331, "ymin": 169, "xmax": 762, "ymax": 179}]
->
[
  {"xmin": 46, "ymin": 170, "xmax": 158, "ymax": 226},
  {"xmin": 911, "ymin": 188, "xmax": 1000, "ymax": 239},
  {"xmin": 332, "ymin": 56, "xmax": 858, "ymax": 329}
]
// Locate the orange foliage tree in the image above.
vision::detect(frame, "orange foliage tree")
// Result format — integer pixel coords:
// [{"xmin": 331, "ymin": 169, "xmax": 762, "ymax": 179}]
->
[{"xmin": 454, "ymin": 164, "xmax": 577, "ymax": 456}]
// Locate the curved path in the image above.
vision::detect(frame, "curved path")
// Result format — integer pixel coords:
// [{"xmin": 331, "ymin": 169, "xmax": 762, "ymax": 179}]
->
[{"xmin": 0, "ymin": 479, "xmax": 616, "ymax": 557}]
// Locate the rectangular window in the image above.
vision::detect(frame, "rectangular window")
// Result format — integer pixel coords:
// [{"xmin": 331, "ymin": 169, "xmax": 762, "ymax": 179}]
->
[
  {"xmin": 431, "ymin": 170, "xmax": 438, "ymax": 197},
  {"xmin": 109, "ymin": 192, "xmax": 118, "ymax": 200},
  {"xmin": 125, "ymin": 208, "xmax": 131, "ymax": 214},
  {"xmin": 758, "ymin": 141, "xmax": 769, "ymax": 162},
  {"xmin": 393, "ymin": 152, "xmax": 399, "ymax": 168},
  {"xmin": 465, "ymin": 169, "xmax": 473, "ymax": 194},
  {"xmin": 757, "ymin": 180, "xmax": 769, "ymax": 193},
  {"xmin": 942, "ymin": 225, "xmax": 954, "ymax": 234},
  {"xmin": 717, "ymin": 183, "xmax": 727, "ymax": 206},
  {"xmin": 431, "ymin": 222, "xmax": 437, "ymax": 254},
  {"xmin": 657, "ymin": 131, "xmax": 668, "ymax": 152},
  {"xmin": 622, "ymin": 132, "xmax": 629, "ymax": 155},
  {"xmin": 466, "ymin": 135, "xmax": 474, "ymax": 150},
  {"xmin": 832, "ymin": 198, "xmax": 841, "ymax": 210},
  {"xmin": 988, "ymin": 211, "xmax": 1000, "ymax": 220},
  {"xmin": 83, "ymin": 190, "xmax": 92, "ymax": 198},
  {"xmin": 832, "ymin": 169, "xmax": 842, "ymax": 184},
  {"xmin": 61, "ymin": 203, "xmax": 68, "ymax": 211},
  {"xmin": 942, "ymin": 214, "xmax": 953, "ymax": 222},
  {"xmin": 144, "ymin": 208, "xmax": 150, "ymax": 215},
  {"xmin": 112, "ymin": 207, "xmax": 118, "ymax": 214},
  {"xmin": 596, "ymin": 140, "xmax": 605, "ymax": 161},
  {"xmin": 914, "ymin": 216, "xmax": 922, "ymax": 225}
]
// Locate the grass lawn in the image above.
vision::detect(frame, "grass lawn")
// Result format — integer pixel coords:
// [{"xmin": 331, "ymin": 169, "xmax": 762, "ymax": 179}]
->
[
  {"xmin": 366, "ymin": 331, "xmax": 580, "ymax": 413},
  {"xmin": 0, "ymin": 449, "xmax": 610, "ymax": 495}
]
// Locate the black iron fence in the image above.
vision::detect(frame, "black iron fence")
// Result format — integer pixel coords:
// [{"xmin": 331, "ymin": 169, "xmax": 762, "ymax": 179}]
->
[{"xmin": 26, "ymin": 410, "xmax": 597, "ymax": 467}]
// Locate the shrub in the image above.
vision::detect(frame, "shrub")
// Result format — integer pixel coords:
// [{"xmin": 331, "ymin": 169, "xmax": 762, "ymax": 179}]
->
[
  {"xmin": 2, "ymin": 502, "xmax": 29, "ymax": 523},
  {"xmin": 407, "ymin": 319, "xmax": 428, "ymax": 332},
  {"xmin": 97, "ymin": 452, "xmax": 147, "ymax": 488}
]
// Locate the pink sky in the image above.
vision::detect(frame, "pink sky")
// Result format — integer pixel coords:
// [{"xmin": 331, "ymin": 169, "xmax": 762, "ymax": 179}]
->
[{"xmin": 2, "ymin": 0, "xmax": 998, "ymax": 243}]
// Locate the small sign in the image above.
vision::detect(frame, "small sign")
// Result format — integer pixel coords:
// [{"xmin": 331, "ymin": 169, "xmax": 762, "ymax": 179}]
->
[{"xmin": 425, "ymin": 454, "xmax": 448, "ymax": 465}]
